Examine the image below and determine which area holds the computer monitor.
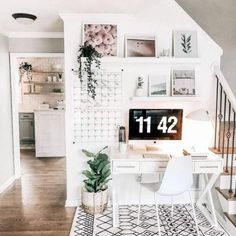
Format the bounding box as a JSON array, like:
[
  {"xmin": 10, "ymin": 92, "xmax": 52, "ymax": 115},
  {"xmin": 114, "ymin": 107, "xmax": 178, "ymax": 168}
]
[{"xmin": 129, "ymin": 109, "xmax": 183, "ymax": 144}]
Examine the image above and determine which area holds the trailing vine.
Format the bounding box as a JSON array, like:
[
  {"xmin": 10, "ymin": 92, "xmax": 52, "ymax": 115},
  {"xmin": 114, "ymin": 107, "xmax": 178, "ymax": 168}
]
[{"xmin": 77, "ymin": 42, "xmax": 102, "ymax": 99}]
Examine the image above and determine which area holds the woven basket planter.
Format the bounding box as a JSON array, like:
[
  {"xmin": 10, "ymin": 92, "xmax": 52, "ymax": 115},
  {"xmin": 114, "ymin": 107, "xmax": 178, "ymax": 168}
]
[{"xmin": 81, "ymin": 188, "xmax": 109, "ymax": 215}]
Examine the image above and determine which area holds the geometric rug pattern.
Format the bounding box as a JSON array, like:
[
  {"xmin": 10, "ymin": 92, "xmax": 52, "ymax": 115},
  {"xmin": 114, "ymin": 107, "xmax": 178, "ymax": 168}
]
[{"xmin": 70, "ymin": 205, "xmax": 229, "ymax": 236}]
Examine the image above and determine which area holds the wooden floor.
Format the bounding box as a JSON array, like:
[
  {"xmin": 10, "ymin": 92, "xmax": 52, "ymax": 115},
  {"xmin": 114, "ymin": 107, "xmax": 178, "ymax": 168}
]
[{"xmin": 0, "ymin": 150, "xmax": 75, "ymax": 236}]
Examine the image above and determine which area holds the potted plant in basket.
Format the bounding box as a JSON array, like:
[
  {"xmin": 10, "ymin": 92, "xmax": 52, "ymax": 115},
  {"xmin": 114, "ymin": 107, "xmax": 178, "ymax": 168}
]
[
  {"xmin": 81, "ymin": 146, "xmax": 111, "ymax": 215},
  {"xmin": 77, "ymin": 42, "xmax": 102, "ymax": 99}
]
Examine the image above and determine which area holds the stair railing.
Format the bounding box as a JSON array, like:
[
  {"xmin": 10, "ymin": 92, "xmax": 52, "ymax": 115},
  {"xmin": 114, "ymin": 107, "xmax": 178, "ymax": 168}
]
[{"xmin": 214, "ymin": 66, "xmax": 236, "ymax": 195}]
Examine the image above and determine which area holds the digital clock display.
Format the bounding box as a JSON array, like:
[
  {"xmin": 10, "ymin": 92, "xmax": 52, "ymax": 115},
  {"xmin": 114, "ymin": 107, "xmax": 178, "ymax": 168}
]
[{"xmin": 129, "ymin": 109, "xmax": 183, "ymax": 140}]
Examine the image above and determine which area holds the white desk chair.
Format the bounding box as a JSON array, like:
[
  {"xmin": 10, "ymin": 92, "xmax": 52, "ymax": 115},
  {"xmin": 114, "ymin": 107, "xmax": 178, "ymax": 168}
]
[{"xmin": 137, "ymin": 156, "xmax": 199, "ymax": 236}]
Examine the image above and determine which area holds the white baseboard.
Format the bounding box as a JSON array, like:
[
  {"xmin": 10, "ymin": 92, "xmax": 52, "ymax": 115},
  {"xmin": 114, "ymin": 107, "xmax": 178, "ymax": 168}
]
[
  {"xmin": 0, "ymin": 175, "xmax": 16, "ymax": 193},
  {"xmin": 65, "ymin": 199, "xmax": 80, "ymax": 207}
]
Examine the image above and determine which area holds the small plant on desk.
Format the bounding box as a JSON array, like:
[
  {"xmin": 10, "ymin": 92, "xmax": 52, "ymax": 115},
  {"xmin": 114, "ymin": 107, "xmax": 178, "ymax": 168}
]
[{"xmin": 81, "ymin": 146, "xmax": 111, "ymax": 215}]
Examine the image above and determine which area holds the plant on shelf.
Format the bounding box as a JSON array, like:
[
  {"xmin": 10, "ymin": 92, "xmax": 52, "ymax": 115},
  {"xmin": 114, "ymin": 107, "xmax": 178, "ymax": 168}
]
[
  {"xmin": 19, "ymin": 62, "xmax": 33, "ymax": 83},
  {"xmin": 135, "ymin": 77, "xmax": 145, "ymax": 97},
  {"xmin": 81, "ymin": 146, "xmax": 111, "ymax": 215},
  {"xmin": 77, "ymin": 42, "xmax": 102, "ymax": 99}
]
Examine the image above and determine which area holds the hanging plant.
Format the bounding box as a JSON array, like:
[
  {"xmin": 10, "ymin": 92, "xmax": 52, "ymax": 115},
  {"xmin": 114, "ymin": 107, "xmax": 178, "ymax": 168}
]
[
  {"xmin": 77, "ymin": 42, "xmax": 102, "ymax": 99},
  {"xmin": 19, "ymin": 62, "xmax": 32, "ymax": 83}
]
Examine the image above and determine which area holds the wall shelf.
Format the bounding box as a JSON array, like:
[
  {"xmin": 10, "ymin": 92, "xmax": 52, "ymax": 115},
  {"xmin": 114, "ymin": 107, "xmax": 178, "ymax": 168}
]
[
  {"xmin": 98, "ymin": 57, "xmax": 201, "ymax": 64},
  {"xmin": 24, "ymin": 92, "xmax": 64, "ymax": 96},
  {"xmin": 23, "ymin": 81, "xmax": 64, "ymax": 85},
  {"xmin": 130, "ymin": 96, "xmax": 201, "ymax": 102},
  {"xmin": 32, "ymin": 71, "xmax": 64, "ymax": 74}
]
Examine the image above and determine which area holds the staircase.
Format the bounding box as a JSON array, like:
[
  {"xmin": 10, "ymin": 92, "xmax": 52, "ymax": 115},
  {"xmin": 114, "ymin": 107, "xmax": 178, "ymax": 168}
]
[{"xmin": 211, "ymin": 66, "xmax": 236, "ymax": 231}]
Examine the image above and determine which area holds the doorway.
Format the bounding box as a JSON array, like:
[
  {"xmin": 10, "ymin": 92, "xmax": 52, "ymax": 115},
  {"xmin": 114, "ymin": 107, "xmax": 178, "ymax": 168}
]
[{"xmin": 10, "ymin": 53, "xmax": 65, "ymax": 178}]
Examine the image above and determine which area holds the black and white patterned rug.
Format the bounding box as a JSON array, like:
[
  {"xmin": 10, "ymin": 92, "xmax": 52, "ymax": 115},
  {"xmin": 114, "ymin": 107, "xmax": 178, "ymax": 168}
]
[{"xmin": 70, "ymin": 205, "xmax": 229, "ymax": 236}]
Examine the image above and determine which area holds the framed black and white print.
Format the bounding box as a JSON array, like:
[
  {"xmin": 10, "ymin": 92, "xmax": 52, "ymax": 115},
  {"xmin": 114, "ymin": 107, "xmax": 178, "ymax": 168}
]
[
  {"xmin": 125, "ymin": 35, "xmax": 156, "ymax": 57},
  {"xmin": 172, "ymin": 69, "xmax": 195, "ymax": 96},
  {"xmin": 174, "ymin": 31, "xmax": 198, "ymax": 58}
]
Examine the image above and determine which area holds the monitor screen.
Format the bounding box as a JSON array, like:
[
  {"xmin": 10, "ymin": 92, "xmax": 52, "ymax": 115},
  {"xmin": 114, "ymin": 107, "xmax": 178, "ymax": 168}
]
[{"xmin": 129, "ymin": 109, "xmax": 183, "ymax": 140}]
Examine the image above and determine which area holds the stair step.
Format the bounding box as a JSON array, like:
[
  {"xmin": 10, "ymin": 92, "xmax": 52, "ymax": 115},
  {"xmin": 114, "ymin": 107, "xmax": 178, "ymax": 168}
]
[
  {"xmin": 216, "ymin": 187, "xmax": 236, "ymax": 201},
  {"xmin": 224, "ymin": 213, "xmax": 236, "ymax": 227},
  {"xmin": 209, "ymin": 147, "xmax": 236, "ymax": 155},
  {"xmin": 217, "ymin": 174, "xmax": 236, "ymax": 189},
  {"xmin": 216, "ymin": 187, "xmax": 236, "ymax": 214},
  {"xmin": 221, "ymin": 167, "xmax": 236, "ymax": 176}
]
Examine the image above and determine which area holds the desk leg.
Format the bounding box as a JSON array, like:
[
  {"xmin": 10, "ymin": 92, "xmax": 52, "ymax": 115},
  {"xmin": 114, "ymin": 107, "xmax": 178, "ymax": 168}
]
[
  {"xmin": 197, "ymin": 173, "xmax": 220, "ymax": 226},
  {"xmin": 112, "ymin": 174, "xmax": 119, "ymax": 227}
]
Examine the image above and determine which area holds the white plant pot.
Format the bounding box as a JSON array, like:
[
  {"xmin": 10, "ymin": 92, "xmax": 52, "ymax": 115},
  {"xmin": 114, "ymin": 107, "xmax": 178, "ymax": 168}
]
[
  {"xmin": 81, "ymin": 187, "xmax": 109, "ymax": 215},
  {"xmin": 135, "ymin": 88, "xmax": 145, "ymax": 97}
]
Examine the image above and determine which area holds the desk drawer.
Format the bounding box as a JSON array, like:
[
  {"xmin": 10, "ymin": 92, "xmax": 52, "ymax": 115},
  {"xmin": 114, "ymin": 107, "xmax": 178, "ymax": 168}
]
[
  {"xmin": 141, "ymin": 161, "xmax": 168, "ymax": 173},
  {"xmin": 194, "ymin": 161, "xmax": 222, "ymax": 173},
  {"xmin": 113, "ymin": 161, "xmax": 140, "ymax": 173}
]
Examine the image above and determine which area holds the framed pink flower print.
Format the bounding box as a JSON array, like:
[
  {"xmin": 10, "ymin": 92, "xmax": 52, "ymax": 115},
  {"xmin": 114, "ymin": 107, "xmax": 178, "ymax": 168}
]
[{"xmin": 83, "ymin": 24, "xmax": 118, "ymax": 57}]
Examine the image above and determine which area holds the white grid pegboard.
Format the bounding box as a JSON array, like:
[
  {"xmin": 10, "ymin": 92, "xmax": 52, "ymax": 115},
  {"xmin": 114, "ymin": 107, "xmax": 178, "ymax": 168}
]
[{"xmin": 73, "ymin": 71, "xmax": 123, "ymax": 143}]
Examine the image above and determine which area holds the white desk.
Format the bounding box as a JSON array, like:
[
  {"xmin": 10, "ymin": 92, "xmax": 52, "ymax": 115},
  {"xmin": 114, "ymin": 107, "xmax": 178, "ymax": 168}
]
[{"xmin": 110, "ymin": 148, "xmax": 223, "ymax": 228}]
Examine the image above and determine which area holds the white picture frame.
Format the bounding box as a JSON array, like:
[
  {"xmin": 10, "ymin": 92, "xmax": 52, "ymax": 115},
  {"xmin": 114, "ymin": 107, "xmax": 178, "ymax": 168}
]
[
  {"xmin": 171, "ymin": 69, "xmax": 196, "ymax": 96},
  {"xmin": 174, "ymin": 30, "xmax": 198, "ymax": 58},
  {"xmin": 83, "ymin": 23, "xmax": 118, "ymax": 57},
  {"xmin": 125, "ymin": 35, "xmax": 157, "ymax": 57},
  {"xmin": 148, "ymin": 74, "xmax": 170, "ymax": 96}
]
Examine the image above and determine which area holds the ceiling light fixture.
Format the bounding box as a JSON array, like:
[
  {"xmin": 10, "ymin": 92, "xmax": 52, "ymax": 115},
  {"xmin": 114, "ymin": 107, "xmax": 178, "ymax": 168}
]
[{"xmin": 12, "ymin": 13, "xmax": 37, "ymax": 25}]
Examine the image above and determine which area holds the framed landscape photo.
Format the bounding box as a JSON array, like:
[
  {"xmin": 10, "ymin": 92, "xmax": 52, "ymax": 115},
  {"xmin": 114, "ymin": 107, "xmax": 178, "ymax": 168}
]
[
  {"xmin": 174, "ymin": 30, "xmax": 198, "ymax": 58},
  {"xmin": 125, "ymin": 35, "xmax": 156, "ymax": 57},
  {"xmin": 172, "ymin": 69, "xmax": 195, "ymax": 96},
  {"xmin": 148, "ymin": 74, "xmax": 170, "ymax": 96},
  {"xmin": 83, "ymin": 23, "xmax": 118, "ymax": 56}
]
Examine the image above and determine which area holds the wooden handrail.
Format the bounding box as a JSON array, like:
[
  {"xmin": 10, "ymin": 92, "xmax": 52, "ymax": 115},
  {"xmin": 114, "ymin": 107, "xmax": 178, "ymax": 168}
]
[{"xmin": 214, "ymin": 66, "xmax": 236, "ymax": 112}]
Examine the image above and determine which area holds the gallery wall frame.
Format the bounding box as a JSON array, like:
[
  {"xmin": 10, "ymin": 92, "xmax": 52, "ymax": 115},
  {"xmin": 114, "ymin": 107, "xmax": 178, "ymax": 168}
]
[
  {"xmin": 148, "ymin": 74, "xmax": 170, "ymax": 97},
  {"xmin": 173, "ymin": 30, "xmax": 198, "ymax": 58},
  {"xmin": 125, "ymin": 35, "xmax": 157, "ymax": 58},
  {"xmin": 171, "ymin": 69, "xmax": 196, "ymax": 96},
  {"xmin": 82, "ymin": 23, "xmax": 118, "ymax": 57}
]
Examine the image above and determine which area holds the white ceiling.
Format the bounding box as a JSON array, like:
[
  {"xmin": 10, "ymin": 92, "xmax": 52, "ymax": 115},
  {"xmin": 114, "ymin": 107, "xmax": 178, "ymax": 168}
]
[{"xmin": 0, "ymin": 0, "xmax": 158, "ymax": 35}]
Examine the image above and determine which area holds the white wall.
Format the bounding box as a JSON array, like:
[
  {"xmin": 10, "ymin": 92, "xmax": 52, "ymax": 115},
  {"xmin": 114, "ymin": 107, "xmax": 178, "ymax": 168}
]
[
  {"xmin": 9, "ymin": 38, "xmax": 64, "ymax": 53},
  {"xmin": 0, "ymin": 33, "xmax": 15, "ymax": 193},
  {"xmin": 176, "ymin": 0, "xmax": 236, "ymax": 95},
  {"xmin": 62, "ymin": 0, "xmax": 222, "ymax": 206}
]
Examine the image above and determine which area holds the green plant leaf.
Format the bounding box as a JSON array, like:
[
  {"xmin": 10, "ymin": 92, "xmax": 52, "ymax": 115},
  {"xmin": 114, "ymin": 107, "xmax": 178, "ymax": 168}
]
[
  {"xmin": 87, "ymin": 160, "xmax": 98, "ymax": 173},
  {"xmin": 101, "ymin": 164, "xmax": 110, "ymax": 176},
  {"xmin": 102, "ymin": 178, "xmax": 112, "ymax": 186},
  {"xmin": 82, "ymin": 170, "xmax": 93, "ymax": 179},
  {"xmin": 84, "ymin": 179, "xmax": 97, "ymax": 187},
  {"xmin": 85, "ymin": 184, "xmax": 95, "ymax": 192},
  {"xmin": 82, "ymin": 149, "xmax": 95, "ymax": 158},
  {"xmin": 97, "ymin": 160, "xmax": 109, "ymax": 174},
  {"xmin": 96, "ymin": 146, "xmax": 108, "ymax": 156},
  {"xmin": 97, "ymin": 153, "xmax": 109, "ymax": 161}
]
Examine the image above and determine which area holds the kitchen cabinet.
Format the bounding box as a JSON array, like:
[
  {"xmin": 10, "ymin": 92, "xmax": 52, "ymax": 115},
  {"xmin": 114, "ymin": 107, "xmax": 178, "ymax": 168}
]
[{"xmin": 34, "ymin": 110, "xmax": 65, "ymax": 157}]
